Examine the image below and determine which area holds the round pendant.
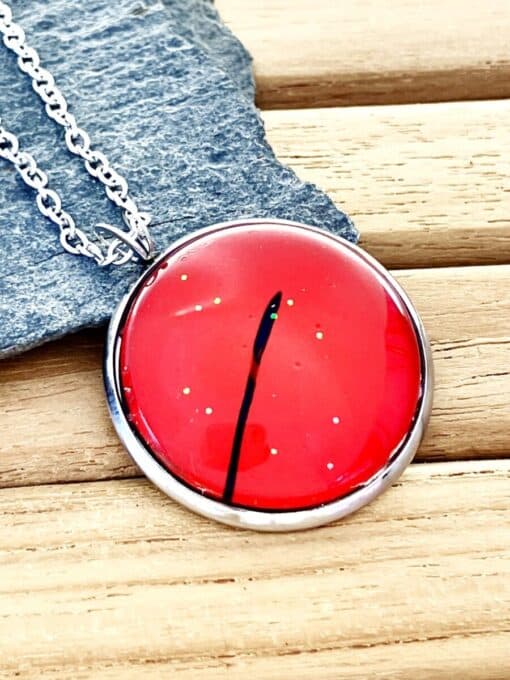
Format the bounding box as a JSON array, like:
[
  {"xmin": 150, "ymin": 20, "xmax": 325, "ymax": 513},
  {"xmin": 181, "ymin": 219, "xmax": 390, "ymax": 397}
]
[{"xmin": 105, "ymin": 219, "xmax": 432, "ymax": 531}]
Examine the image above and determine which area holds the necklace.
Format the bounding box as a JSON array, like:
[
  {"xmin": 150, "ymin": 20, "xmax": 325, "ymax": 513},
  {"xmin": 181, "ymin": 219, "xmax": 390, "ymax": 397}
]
[{"xmin": 0, "ymin": 2, "xmax": 432, "ymax": 531}]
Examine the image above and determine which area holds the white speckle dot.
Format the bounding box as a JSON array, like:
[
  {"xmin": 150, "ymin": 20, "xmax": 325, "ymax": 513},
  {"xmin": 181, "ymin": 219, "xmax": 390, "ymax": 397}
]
[
  {"xmin": 327, "ymin": 462, "xmax": 334, "ymax": 471},
  {"xmin": 271, "ymin": 393, "xmax": 278, "ymax": 399},
  {"xmin": 195, "ymin": 304, "xmax": 203, "ymax": 312},
  {"xmin": 332, "ymin": 416, "xmax": 340, "ymax": 425},
  {"xmin": 205, "ymin": 407, "xmax": 213, "ymax": 415},
  {"xmin": 286, "ymin": 298, "xmax": 295, "ymax": 307},
  {"xmin": 213, "ymin": 297, "xmax": 222, "ymax": 305},
  {"xmin": 182, "ymin": 387, "xmax": 191, "ymax": 395},
  {"xmin": 270, "ymin": 447, "xmax": 278, "ymax": 455},
  {"xmin": 180, "ymin": 274, "xmax": 188, "ymax": 281},
  {"xmin": 315, "ymin": 331, "xmax": 324, "ymax": 340}
]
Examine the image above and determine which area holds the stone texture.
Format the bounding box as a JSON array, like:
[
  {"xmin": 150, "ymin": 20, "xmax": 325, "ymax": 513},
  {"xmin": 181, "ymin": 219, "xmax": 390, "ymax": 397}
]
[{"xmin": 0, "ymin": 0, "xmax": 356, "ymax": 356}]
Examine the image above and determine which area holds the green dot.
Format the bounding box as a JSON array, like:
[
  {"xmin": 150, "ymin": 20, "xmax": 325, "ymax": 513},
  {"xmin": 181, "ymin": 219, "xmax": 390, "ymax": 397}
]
[{"xmin": 270, "ymin": 312, "xmax": 278, "ymax": 320}]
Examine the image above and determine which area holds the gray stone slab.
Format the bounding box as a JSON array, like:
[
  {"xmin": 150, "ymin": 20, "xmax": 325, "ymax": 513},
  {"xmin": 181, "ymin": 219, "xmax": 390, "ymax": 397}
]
[{"xmin": 0, "ymin": 0, "xmax": 356, "ymax": 356}]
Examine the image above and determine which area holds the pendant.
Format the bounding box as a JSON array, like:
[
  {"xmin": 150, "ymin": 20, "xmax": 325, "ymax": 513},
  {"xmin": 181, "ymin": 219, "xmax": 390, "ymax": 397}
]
[{"xmin": 104, "ymin": 219, "xmax": 432, "ymax": 531}]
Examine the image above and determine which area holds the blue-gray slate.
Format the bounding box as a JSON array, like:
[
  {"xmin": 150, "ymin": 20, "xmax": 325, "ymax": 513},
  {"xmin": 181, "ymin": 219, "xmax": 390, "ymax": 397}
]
[{"xmin": 0, "ymin": 0, "xmax": 356, "ymax": 356}]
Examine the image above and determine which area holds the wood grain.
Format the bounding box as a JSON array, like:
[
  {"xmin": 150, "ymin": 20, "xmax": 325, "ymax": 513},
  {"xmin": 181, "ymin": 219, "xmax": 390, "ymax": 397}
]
[
  {"xmin": 0, "ymin": 459, "xmax": 508, "ymax": 678},
  {"xmin": 216, "ymin": 0, "xmax": 510, "ymax": 108},
  {"xmin": 1, "ymin": 265, "xmax": 509, "ymax": 489},
  {"xmin": 265, "ymin": 100, "xmax": 510, "ymax": 268}
]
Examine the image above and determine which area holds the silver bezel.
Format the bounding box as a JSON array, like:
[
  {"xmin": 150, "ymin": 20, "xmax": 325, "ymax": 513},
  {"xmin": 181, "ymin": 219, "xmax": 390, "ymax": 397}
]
[{"xmin": 104, "ymin": 219, "xmax": 433, "ymax": 532}]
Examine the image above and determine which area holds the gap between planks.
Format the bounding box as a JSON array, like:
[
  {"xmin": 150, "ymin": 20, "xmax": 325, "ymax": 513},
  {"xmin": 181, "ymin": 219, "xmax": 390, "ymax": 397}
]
[
  {"xmin": 0, "ymin": 264, "xmax": 509, "ymax": 489},
  {"xmin": 216, "ymin": 0, "xmax": 510, "ymax": 109},
  {"xmin": 0, "ymin": 459, "xmax": 508, "ymax": 678}
]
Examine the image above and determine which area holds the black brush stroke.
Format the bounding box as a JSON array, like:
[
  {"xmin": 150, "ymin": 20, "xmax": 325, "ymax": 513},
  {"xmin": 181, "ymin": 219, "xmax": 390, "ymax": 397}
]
[{"xmin": 222, "ymin": 291, "xmax": 282, "ymax": 504}]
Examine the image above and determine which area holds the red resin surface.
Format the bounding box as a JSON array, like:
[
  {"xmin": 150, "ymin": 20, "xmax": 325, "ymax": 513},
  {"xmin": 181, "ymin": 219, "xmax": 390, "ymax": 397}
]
[{"xmin": 118, "ymin": 223, "xmax": 422, "ymax": 511}]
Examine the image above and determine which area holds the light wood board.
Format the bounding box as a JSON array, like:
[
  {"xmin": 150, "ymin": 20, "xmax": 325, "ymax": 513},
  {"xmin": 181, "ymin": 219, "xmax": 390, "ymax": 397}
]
[
  {"xmin": 0, "ymin": 460, "xmax": 509, "ymax": 679},
  {"xmin": 265, "ymin": 100, "xmax": 510, "ymax": 268},
  {"xmin": 217, "ymin": 0, "xmax": 510, "ymax": 108}
]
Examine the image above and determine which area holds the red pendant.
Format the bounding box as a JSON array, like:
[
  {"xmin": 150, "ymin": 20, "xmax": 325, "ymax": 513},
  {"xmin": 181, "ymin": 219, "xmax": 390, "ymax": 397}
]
[{"xmin": 109, "ymin": 220, "xmax": 429, "ymax": 524}]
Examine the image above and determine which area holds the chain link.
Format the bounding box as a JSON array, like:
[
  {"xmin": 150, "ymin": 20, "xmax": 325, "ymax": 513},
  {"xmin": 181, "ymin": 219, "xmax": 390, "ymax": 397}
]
[{"xmin": 0, "ymin": 0, "xmax": 155, "ymax": 266}]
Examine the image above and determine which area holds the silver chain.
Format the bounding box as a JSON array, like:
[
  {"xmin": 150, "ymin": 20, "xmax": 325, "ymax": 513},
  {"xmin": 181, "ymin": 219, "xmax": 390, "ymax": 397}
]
[{"xmin": 0, "ymin": 1, "xmax": 155, "ymax": 266}]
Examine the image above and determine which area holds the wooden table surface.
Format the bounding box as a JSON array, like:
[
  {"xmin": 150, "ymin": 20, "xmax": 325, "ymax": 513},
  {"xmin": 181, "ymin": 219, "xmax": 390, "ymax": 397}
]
[{"xmin": 1, "ymin": 2, "xmax": 510, "ymax": 678}]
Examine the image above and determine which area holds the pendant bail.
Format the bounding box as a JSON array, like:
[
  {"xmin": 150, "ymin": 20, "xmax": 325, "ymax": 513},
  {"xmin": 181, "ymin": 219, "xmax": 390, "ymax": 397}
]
[{"xmin": 96, "ymin": 213, "xmax": 156, "ymax": 265}]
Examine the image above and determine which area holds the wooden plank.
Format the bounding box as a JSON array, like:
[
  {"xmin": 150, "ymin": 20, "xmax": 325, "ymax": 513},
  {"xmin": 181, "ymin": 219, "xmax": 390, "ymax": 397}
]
[
  {"xmin": 0, "ymin": 265, "xmax": 509, "ymax": 489},
  {"xmin": 265, "ymin": 100, "xmax": 510, "ymax": 268},
  {"xmin": 0, "ymin": 460, "xmax": 508, "ymax": 678},
  {"xmin": 216, "ymin": 0, "xmax": 510, "ymax": 108},
  {"xmin": 8, "ymin": 636, "xmax": 507, "ymax": 680}
]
